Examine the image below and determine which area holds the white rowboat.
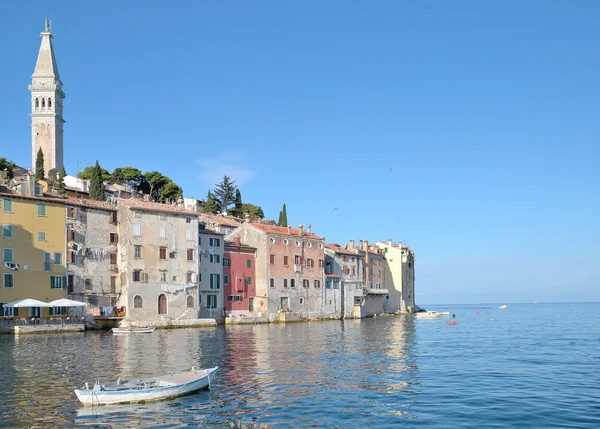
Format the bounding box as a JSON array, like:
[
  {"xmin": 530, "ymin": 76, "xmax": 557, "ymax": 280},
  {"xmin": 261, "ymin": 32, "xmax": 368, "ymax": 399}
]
[
  {"xmin": 74, "ymin": 367, "xmax": 218, "ymax": 406},
  {"xmin": 112, "ymin": 327, "xmax": 155, "ymax": 334}
]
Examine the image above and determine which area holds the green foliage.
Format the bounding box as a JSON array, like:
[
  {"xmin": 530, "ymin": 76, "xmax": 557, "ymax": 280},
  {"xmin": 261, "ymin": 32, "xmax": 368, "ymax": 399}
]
[
  {"xmin": 110, "ymin": 166, "xmax": 144, "ymax": 190},
  {"xmin": 229, "ymin": 189, "xmax": 243, "ymax": 218},
  {"xmin": 242, "ymin": 203, "xmax": 264, "ymax": 221},
  {"xmin": 159, "ymin": 181, "xmax": 183, "ymax": 203},
  {"xmin": 78, "ymin": 165, "xmax": 111, "ymax": 182},
  {"xmin": 278, "ymin": 203, "xmax": 288, "ymax": 226},
  {"xmin": 214, "ymin": 175, "xmax": 237, "ymax": 211},
  {"xmin": 202, "ymin": 190, "xmax": 222, "ymax": 215},
  {"xmin": 89, "ymin": 160, "xmax": 105, "ymax": 201},
  {"xmin": 35, "ymin": 148, "xmax": 44, "ymax": 180},
  {"xmin": 57, "ymin": 167, "xmax": 67, "ymax": 195},
  {"xmin": 0, "ymin": 157, "xmax": 16, "ymax": 179}
]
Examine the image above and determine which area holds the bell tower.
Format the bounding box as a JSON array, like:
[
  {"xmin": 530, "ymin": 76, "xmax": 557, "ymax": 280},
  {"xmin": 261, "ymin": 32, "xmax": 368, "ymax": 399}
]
[{"xmin": 29, "ymin": 18, "xmax": 65, "ymax": 177}]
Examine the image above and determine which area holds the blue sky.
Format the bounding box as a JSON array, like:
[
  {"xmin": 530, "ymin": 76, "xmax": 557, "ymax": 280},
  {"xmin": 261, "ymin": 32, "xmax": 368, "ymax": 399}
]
[{"xmin": 1, "ymin": 1, "xmax": 598, "ymax": 304}]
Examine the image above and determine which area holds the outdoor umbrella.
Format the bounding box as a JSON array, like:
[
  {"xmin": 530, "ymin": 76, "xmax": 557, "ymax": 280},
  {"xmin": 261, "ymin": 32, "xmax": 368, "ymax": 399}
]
[
  {"xmin": 48, "ymin": 298, "xmax": 87, "ymax": 307},
  {"xmin": 3, "ymin": 298, "xmax": 52, "ymax": 308}
]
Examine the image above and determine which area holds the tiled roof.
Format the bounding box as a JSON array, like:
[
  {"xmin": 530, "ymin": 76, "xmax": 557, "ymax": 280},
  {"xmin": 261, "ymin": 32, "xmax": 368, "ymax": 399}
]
[
  {"xmin": 199, "ymin": 213, "xmax": 242, "ymax": 228},
  {"xmin": 325, "ymin": 243, "xmax": 361, "ymax": 256},
  {"xmin": 250, "ymin": 223, "xmax": 323, "ymax": 240},
  {"xmin": 224, "ymin": 241, "xmax": 256, "ymax": 252},
  {"xmin": 116, "ymin": 198, "xmax": 199, "ymax": 216},
  {"xmin": 199, "ymin": 229, "xmax": 225, "ymax": 236},
  {"xmin": 0, "ymin": 186, "xmax": 115, "ymax": 211}
]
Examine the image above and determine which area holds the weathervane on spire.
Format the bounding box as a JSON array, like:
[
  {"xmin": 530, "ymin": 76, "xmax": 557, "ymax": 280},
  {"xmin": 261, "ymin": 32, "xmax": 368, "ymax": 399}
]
[{"xmin": 45, "ymin": 18, "xmax": 51, "ymax": 33}]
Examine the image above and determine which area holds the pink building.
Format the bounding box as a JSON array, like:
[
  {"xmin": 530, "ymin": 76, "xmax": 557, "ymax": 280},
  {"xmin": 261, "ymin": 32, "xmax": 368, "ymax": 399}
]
[{"xmin": 223, "ymin": 237, "xmax": 256, "ymax": 315}]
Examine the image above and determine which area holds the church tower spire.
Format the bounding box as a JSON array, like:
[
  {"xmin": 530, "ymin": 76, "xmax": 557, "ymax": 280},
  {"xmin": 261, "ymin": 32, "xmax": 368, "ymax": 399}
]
[{"xmin": 29, "ymin": 18, "xmax": 65, "ymax": 177}]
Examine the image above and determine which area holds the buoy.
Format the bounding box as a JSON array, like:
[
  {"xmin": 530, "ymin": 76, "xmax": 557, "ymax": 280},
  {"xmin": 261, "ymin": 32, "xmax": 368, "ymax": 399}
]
[
  {"xmin": 453, "ymin": 321, "xmax": 457, "ymax": 325},
  {"xmin": 447, "ymin": 321, "xmax": 452, "ymax": 325},
  {"xmin": 476, "ymin": 312, "xmax": 480, "ymax": 314}
]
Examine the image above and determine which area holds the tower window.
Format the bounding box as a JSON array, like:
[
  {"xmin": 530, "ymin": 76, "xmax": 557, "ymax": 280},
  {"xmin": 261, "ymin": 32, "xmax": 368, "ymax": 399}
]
[
  {"xmin": 48, "ymin": 98, "xmax": 52, "ymax": 108},
  {"xmin": 41, "ymin": 98, "xmax": 45, "ymax": 108},
  {"xmin": 35, "ymin": 98, "xmax": 39, "ymax": 108}
]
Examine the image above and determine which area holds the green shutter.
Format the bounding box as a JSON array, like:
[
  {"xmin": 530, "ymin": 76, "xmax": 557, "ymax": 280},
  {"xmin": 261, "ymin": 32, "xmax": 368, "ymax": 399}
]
[
  {"xmin": 14, "ymin": 307, "xmax": 18, "ymax": 317},
  {"xmin": 49, "ymin": 307, "xmax": 54, "ymax": 316},
  {"xmin": 50, "ymin": 276, "xmax": 55, "ymax": 288}
]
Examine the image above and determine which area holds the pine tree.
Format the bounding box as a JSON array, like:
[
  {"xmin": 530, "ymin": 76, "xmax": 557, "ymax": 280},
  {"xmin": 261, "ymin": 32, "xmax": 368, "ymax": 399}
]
[
  {"xmin": 35, "ymin": 148, "xmax": 44, "ymax": 180},
  {"xmin": 57, "ymin": 167, "xmax": 67, "ymax": 195},
  {"xmin": 202, "ymin": 190, "xmax": 222, "ymax": 215},
  {"xmin": 278, "ymin": 203, "xmax": 288, "ymax": 226},
  {"xmin": 89, "ymin": 160, "xmax": 105, "ymax": 201},
  {"xmin": 214, "ymin": 175, "xmax": 237, "ymax": 212},
  {"xmin": 229, "ymin": 189, "xmax": 243, "ymax": 218}
]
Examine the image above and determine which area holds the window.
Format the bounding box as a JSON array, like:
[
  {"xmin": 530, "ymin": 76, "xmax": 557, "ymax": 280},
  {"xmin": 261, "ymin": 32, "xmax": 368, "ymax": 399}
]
[
  {"xmin": 110, "ymin": 212, "xmax": 118, "ymax": 224},
  {"xmin": 2, "ymin": 225, "xmax": 12, "ymax": 238},
  {"xmin": 2, "ymin": 198, "xmax": 12, "ymax": 212},
  {"xmin": 314, "ymin": 280, "xmax": 321, "ymax": 288},
  {"xmin": 133, "ymin": 270, "xmax": 142, "ymax": 282},
  {"xmin": 44, "ymin": 252, "xmax": 52, "ymax": 271},
  {"xmin": 110, "ymin": 276, "xmax": 116, "ymax": 293},
  {"xmin": 67, "ymin": 207, "xmax": 77, "ymax": 219},
  {"xmin": 85, "ymin": 278, "xmax": 91, "ymax": 290},
  {"xmin": 186, "ymin": 217, "xmax": 192, "ymax": 224},
  {"xmin": 68, "ymin": 275, "xmax": 74, "ymax": 293},
  {"xmin": 228, "ymin": 295, "xmax": 242, "ymax": 302},
  {"xmin": 303, "ymin": 279, "xmax": 309, "ymax": 288},
  {"xmin": 283, "ymin": 239, "xmax": 289, "ymax": 246},
  {"xmin": 199, "ymin": 222, "xmax": 206, "ymax": 231},
  {"xmin": 54, "ymin": 252, "xmax": 62, "ymax": 265},
  {"xmin": 50, "ymin": 276, "xmax": 64, "ymax": 289},
  {"xmin": 319, "ymin": 259, "xmax": 324, "ymax": 268},
  {"xmin": 306, "ymin": 258, "xmax": 314, "ymax": 267},
  {"xmin": 270, "ymin": 254, "xmax": 275, "ymax": 264},
  {"xmin": 283, "ymin": 256, "xmax": 289, "ymax": 266},
  {"xmin": 159, "ymin": 226, "xmax": 166, "ymax": 238},
  {"xmin": 295, "ymin": 241, "xmax": 301, "ymax": 247},
  {"xmin": 224, "ymin": 275, "xmax": 229, "ymax": 285},
  {"xmin": 307, "ymin": 242, "xmax": 313, "ymax": 248},
  {"xmin": 173, "ymin": 275, "xmax": 177, "ymax": 281},
  {"xmin": 246, "ymin": 259, "xmax": 252, "ymax": 268},
  {"xmin": 67, "ymin": 250, "xmax": 76, "ymax": 263},
  {"xmin": 170, "ymin": 251, "xmax": 176, "ymax": 259},
  {"xmin": 3, "ymin": 248, "xmax": 13, "ymax": 262},
  {"xmin": 134, "ymin": 224, "xmax": 142, "ymax": 236},
  {"xmin": 42, "ymin": 98, "xmax": 45, "ymax": 108},
  {"xmin": 48, "ymin": 98, "xmax": 52, "ymax": 108},
  {"xmin": 37, "ymin": 231, "xmax": 46, "ymax": 241},
  {"xmin": 159, "ymin": 247, "xmax": 167, "ymax": 260},
  {"xmin": 210, "ymin": 274, "xmax": 220, "ymax": 289},
  {"xmin": 270, "ymin": 278, "xmax": 274, "ymax": 288},
  {"xmin": 186, "ymin": 272, "xmax": 194, "ymax": 283},
  {"xmin": 210, "ymin": 238, "xmax": 220, "ymax": 247},
  {"xmin": 187, "ymin": 295, "xmax": 194, "ymax": 308},
  {"xmin": 134, "ymin": 211, "xmax": 142, "ymax": 219},
  {"xmin": 187, "ymin": 249, "xmax": 195, "ymax": 261},
  {"xmin": 34, "ymin": 184, "xmax": 43, "ymax": 196},
  {"xmin": 283, "ymin": 279, "xmax": 288, "ymax": 288},
  {"xmin": 134, "ymin": 245, "xmax": 143, "ymax": 258},
  {"xmin": 37, "ymin": 203, "xmax": 46, "ymax": 216},
  {"xmin": 134, "ymin": 295, "xmax": 142, "ymax": 308},
  {"xmin": 318, "ymin": 244, "xmax": 323, "ymax": 249},
  {"xmin": 246, "ymin": 276, "xmax": 252, "ymax": 285},
  {"xmin": 207, "ymin": 295, "xmax": 217, "ymax": 309},
  {"xmin": 343, "ymin": 255, "xmax": 348, "ymax": 262},
  {"xmin": 35, "ymin": 98, "xmax": 39, "ymax": 108},
  {"xmin": 3, "ymin": 273, "xmax": 14, "ymax": 288},
  {"xmin": 160, "ymin": 271, "xmax": 167, "ymax": 282},
  {"xmin": 269, "ymin": 238, "xmax": 275, "ymax": 244},
  {"xmin": 210, "ymin": 254, "xmax": 220, "ymax": 263},
  {"xmin": 186, "ymin": 229, "xmax": 194, "ymax": 240},
  {"xmin": 352, "ymin": 266, "xmax": 356, "ymax": 275},
  {"xmin": 223, "ymin": 257, "xmax": 231, "ymax": 267},
  {"xmin": 300, "ymin": 298, "xmax": 304, "ymax": 304},
  {"xmin": 295, "ymin": 255, "xmax": 301, "ymax": 264},
  {"xmin": 290, "ymin": 279, "xmax": 295, "ymax": 288},
  {"xmin": 110, "ymin": 233, "xmax": 118, "ymax": 244},
  {"xmin": 110, "ymin": 253, "xmax": 117, "ymax": 264},
  {"xmin": 68, "ymin": 228, "xmax": 76, "ymax": 240}
]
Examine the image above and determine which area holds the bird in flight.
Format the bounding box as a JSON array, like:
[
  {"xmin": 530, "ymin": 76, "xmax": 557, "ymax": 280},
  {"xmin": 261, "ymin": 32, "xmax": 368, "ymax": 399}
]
[{"xmin": 333, "ymin": 208, "xmax": 338, "ymax": 211}]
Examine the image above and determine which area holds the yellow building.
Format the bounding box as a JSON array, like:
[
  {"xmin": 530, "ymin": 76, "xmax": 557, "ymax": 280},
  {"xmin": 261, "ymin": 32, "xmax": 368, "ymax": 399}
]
[{"xmin": 1, "ymin": 188, "xmax": 67, "ymax": 317}]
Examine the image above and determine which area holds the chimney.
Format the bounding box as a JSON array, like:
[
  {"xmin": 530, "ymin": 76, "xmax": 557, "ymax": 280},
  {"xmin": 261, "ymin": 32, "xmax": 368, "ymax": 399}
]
[
  {"xmin": 298, "ymin": 224, "xmax": 303, "ymax": 237},
  {"xmin": 349, "ymin": 240, "xmax": 355, "ymax": 249},
  {"xmin": 363, "ymin": 240, "xmax": 369, "ymax": 252},
  {"xmin": 359, "ymin": 240, "xmax": 363, "ymax": 248},
  {"xmin": 245, "ymin": 214, "xmax": 250, "ymax": 223},
  {"xmin": 234, "ymin": 235, "xmax": 241, "ymax": 245},
  {"xmin": 287, "ymin": 225, "xmax": 292, "ymax": 235},
  {"xmin": 307, "ymin": 224, "xmax": 312, "ymax": 233}
]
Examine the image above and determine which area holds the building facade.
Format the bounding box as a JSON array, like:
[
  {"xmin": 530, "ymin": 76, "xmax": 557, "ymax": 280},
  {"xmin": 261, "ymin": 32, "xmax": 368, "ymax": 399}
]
[
  {"xmin": 1, "ymin": 184, "xmax": 67, "ymax": 317},
  {"xmin": 197, "ymin": 224, "xmax": 225, "ymax": 322},
  {"xmin": 324, "ymin": 243, "xmax": 365, "ymax": 319},
  {"xmin": 30, "ymin": 19, "xmax": 65, "ymax": 176},
  {"xmin": 375, "ymin": 240, "xmax": 416, "ymax": 313},
  {"xmin": 223, "ymin": 237, "xmax": 256, "ymax": 315},
  {"xmin": 226, "ymin": 223, "xmax": 325, "ymax": 319},
  {"xmin": 114, "ymin": 198, "xmax": 199, "ymax": 323}
]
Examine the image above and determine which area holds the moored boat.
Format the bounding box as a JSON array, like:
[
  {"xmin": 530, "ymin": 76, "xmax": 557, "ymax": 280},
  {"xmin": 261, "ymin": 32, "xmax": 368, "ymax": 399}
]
[
  {"xmin": 74, "ymin": 366, "xmax": 218, "ymax": 406},
  {"xmin": 112, "ymin": 327, "xmax": 155, "ymax": 334},
  {"xmin": 499, "ymin": 304, "xmax": 508, "ymax": 309},
  {"xmin": 415, "ymin": 311, "xmax": 443, "ymax": 319}
]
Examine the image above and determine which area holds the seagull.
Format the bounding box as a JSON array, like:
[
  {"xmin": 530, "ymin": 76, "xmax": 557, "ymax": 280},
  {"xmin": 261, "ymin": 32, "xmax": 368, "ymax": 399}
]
[{"xmin": 333, "ymin": 208, "xmax": 338, "ymax": 211}]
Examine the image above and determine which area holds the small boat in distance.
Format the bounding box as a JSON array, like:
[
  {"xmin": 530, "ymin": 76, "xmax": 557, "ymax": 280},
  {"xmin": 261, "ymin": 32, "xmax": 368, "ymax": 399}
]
[
  {"xmin": 415, "ymin": 311, "xmax": 443, "ymax": 318},
  {"xmin": 112, "ymin": 326, "xmax": 155, "ymax": 334},
  {"xmin": 499, "ymin": 304, "xmax": 508, "ymax": 309},
  {"xmin": 74, "ymin": 367, "xmax": 218, "ymax": 406}
]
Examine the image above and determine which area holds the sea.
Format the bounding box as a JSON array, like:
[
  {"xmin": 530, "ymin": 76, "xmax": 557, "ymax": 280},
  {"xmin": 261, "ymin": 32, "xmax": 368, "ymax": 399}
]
[{"xmin": 0, "ymin": 302, "xmax": 599, "ymax": 428}]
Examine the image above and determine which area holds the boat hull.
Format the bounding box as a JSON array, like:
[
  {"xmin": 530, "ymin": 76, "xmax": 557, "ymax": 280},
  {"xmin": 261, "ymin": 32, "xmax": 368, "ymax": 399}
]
[
  {"xmin": 112, "ymin": 327, "xmax": 155, "ymax": 334},
  {"xmin": 74, "ymin": 367, "xmax": 217, "ymax": 406}
]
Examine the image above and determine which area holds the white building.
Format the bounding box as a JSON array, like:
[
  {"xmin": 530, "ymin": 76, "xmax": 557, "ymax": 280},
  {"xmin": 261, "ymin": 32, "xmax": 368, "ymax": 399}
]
[{"xmin": 197, "ymin": 220, "xmax": 225, "ymax": 323}]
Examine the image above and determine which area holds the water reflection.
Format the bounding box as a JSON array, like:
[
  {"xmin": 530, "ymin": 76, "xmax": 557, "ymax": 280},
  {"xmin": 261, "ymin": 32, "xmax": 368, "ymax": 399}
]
[{"xmin": 0, "ymin": 316, "xmax": 420, "ymax": 428}]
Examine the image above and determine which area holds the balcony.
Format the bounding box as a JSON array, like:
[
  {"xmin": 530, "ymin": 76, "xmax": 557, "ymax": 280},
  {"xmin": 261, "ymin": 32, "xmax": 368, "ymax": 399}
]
[
  {"xmin": 363, "ymin": 287, "xmax": 389, "ymax": 296},
  {"xmin": 294, "ymin": 264, "xmax": 303, "ymax": 273}
]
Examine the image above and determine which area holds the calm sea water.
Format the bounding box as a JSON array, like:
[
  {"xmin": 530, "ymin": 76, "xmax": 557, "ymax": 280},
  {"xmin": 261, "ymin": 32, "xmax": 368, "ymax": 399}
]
[{"xmin": 1, "ymin": 302, "xmax": 599, "ymax": 428}]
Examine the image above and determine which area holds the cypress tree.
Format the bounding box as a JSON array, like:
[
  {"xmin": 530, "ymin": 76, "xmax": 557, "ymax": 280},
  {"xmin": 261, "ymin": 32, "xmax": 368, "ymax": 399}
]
[
  {"xmin": 35, "ymin": 148, "xmax": 44, "ymax": 180},
  {"xmin": 57, "ymin": 167, "xmax": 67, "ymax": 195},
  {"xmin": 230, "ymin": 189, "xmax": 243, "ymax": 217},
  {"xmin": 89, "ymin": 160, "xmax": 105, "ymax": 201},
  {"xmin": 278, "ymin": 203, "xmax": 288, "ymax": 226}
]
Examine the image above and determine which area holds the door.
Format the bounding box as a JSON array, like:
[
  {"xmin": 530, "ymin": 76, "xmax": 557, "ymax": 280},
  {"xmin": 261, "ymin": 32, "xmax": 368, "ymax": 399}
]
[
  {"xmin": 248, "ymin": 298, "xmax": 254, "ymax": 312},
  {"xmin": 158, "ymin": 294, "xmax": 167, "ymax": 315},
  {"xmin": 280, "ymin": 297, "xmax": 289, "ymax": 312}
]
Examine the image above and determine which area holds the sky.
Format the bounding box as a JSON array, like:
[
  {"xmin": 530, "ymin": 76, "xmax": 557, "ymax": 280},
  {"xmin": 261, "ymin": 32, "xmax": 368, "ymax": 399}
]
[{"xmin": 0, "ymin": 1, "xmax": 598, "ymax": 304}]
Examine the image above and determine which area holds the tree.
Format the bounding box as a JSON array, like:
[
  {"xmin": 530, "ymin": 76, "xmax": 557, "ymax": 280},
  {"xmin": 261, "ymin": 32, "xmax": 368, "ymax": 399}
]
[
  {"xmin": 242, "ymin": 203, "xmax": 264, "ymax": 221},
  {"xmin": 229, "ymin": 189, "xmax": 243, "ymax": 218},
  {"xmin": 159, "ymin": 181, "xmax": 183, "ymax": 204},
  {"xmin": 35, "ymin": 148, "xmax": 44, "ymax": 180},
  {"xmin": 47, "ymin": 168, "xmax": 57, "ymax": 188},
  {"xmin": 110, "ymin": 167, "xmax": 144, "ymax": 190},
  {"xmin": 78, "ymin": 165, "xmax": 111, "ymax": 182},
  {"xmin": 0, "ymin": 157, "xmax": 16, "ymax": 179},
  {"xmin": 57, "ymin": 167, "xmax": 67, "ymax": 195},
  {"xmin": 213, "ymin": 175, "xmax": 236, "ymax": 212},
  {"xmin": 278, "ymin": 203, "xmax": 288, "ymax": 226},
  {"xmin": 89, "ymin": 160, "xmax": 105, "ymax": 201},
  {"xmin": 202, "ymin": 190, "xmax": 222, "ymax": 215},
  {"xmin": 141, "ymin": 171, "xmax": 169, "ymax": 201}
]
